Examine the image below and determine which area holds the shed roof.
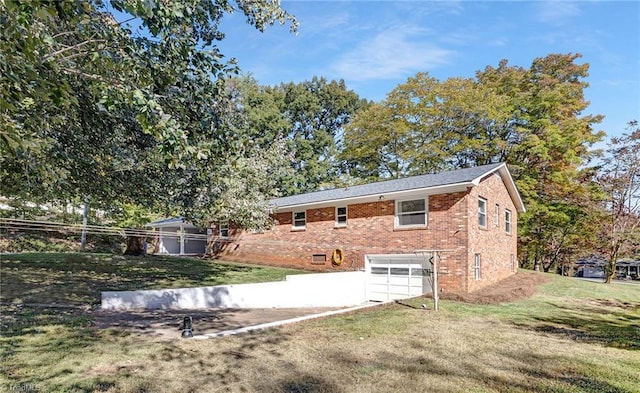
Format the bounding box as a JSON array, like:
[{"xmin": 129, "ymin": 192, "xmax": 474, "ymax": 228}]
[
  {"xmin": 146, "ymin": 217, "xmax": 199, "ymax": 229},
  {"xmin": 270, "ymin": 162, "xmax": 525, "ymax": 212}
]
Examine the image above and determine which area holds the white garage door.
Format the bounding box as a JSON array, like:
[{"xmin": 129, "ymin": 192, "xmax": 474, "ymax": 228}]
[{"xmin": 367, "ymin": 255, "xmax": 432, "ymax": 302}]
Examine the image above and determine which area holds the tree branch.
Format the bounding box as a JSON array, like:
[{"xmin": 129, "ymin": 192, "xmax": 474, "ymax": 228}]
[{"xmin": 42, "ymin": 39, "xmax": 107, "ymax": 63}]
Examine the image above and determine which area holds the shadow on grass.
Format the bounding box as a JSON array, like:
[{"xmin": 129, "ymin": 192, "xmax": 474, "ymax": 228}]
[
  {"xmin": 92, "ymin": 307, "xmax": 262, "ymax": 339},
  {"xmin": 278, "ymin": 374, "xmax": 342, "ymax": 393},
  {"xmin": 0, "ymin": 304, "xmax": 103, "ymax": 391},
  {"xmin": 0, "ymin": 253, "xmax": 281, "ymax": 305},
  {"xmin": 0, "ymin": 304, "xmax": 93, "ymax": 338},
  {"xmin": 513, "ymin": 302, "xmax": 640, "ymax": 350},
  {"xmin": 215, "ymin": 331, "xmax": 340, "ymax": 393},
  {"xmin": 0, "ymin": 304, "xmax": 279, "ymax": 392}
]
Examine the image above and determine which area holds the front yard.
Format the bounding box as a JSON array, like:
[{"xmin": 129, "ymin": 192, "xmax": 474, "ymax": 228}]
[
  {"xmin": 1, "ymin": 253, "xmax": 639, "ymax": 392},
  {"xmin": 0, "ymin": 252, "xmax": 307, "ymax": 306}
]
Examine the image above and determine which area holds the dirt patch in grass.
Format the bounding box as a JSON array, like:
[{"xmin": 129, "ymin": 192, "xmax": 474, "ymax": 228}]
[{"xmin": 442, "ymin": 271, "xmax": 551, "ymax": 304}]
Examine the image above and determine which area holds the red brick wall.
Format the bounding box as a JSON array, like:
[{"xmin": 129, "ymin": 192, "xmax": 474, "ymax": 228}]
[
  {"xmin": 465, "ymin": 173, "xmax": 518, "ymax": 293},
  {"xmin": 211, "ymin": 174, "xmax": 518, "ymax": 294}
]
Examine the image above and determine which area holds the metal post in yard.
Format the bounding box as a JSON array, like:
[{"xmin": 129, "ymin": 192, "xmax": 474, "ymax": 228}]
[
  {"xmin": 80, "ymin": 195, "xmax": 89, "ymax": 251},
  {"xmin": 432, "ymin": 252, "xmax": 439, "ymax": 311},
  {"xmin": 414, "ymin": 249, "xmax": 453, "ymax": 311}
]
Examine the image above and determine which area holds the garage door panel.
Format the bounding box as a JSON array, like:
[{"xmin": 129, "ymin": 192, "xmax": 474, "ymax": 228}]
[
  {"xmin": 388, "ymin": 276, "xmax": 409, "ymax": 285},
  {"xmin": 389, "ymin": 267, "xmax": 410, "ymax": 275},
  {"xmin": 388, "ymin": 285, "xmax": 419, "ymax": 294},
  {"xmin": 370, "ymin": 267, "xmax": 389, "ymax": 275},
  {"xmin": 367, "ymin": 254, "xmax": 432, "ymax": 302},
  {"xmin": 369, "ymin": 276, "xmax": 389, "ymax": 284},
  {"xmin": 369, "ymin": 283, "xmax": 389, "ymax": 291}
]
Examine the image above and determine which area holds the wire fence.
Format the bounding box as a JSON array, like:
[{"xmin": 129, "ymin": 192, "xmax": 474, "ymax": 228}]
[{"xmin": 0, "ymin": 218, "xmax": 209, "ymax": 241}]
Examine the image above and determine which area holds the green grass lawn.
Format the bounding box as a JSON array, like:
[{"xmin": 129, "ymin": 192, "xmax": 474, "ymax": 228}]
[
  {"xmin": 0, "ymin": 252, "xmax": 308, "ymax": 306},
  {"xmin": 1, "ymin": 254, "xmax": 639, "ymax": 393}
]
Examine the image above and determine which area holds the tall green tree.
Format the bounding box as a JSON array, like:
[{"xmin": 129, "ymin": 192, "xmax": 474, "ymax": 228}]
[
  {"xmin": 341, "ymin": 53, "xmax": 604, "ymax": 271},
  {"xmin": 279, "ymin": 76, "xmax": 368, "ymax": 194},
  {"xmin": 228, "ymin": 75, "xmax": 367, "ymax": 195},
  {"xmin": 492, "ymin": 54, "xmax": 604, "ymax": 271},
  {"xmin": 341, "ymin": 101, "xmax": 407, "ymax": 181},
  {"xmin": 1, "ymin": 0, "xmax": 297, "ymax": 231},
  {"xmin": 597, "ymin": 121, "xmax": 640, "ymax": 282},
  {"xmin": 342, "ymin": 73, "xmax": 512, "ymax": 179}
]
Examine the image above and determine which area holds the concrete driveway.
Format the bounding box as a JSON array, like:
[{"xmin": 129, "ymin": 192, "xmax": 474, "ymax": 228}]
[{"xmin": 92, "ymin": 304, "xmax": 377, "ymax": 340}]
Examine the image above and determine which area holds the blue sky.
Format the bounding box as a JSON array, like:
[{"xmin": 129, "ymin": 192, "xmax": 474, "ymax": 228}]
[{"xmin": 217, "ymin": 0, "xmax": 639, "ymax": 143}]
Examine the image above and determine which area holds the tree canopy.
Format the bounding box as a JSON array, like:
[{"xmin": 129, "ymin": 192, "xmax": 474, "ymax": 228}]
[
  {"xmin": 228, "ymin": 75, "xmax": 368, "ymax": 196},
  {"xmin": 597, "ymin": 121, "xmax": 640, "ymax": 282},
  {"xmin": 342, "ymin": 53, "xmax": 606, "ymax": 271},
  {"xmin": 1, "ymin": 0, "xmax": 296, "ymax": 227}
]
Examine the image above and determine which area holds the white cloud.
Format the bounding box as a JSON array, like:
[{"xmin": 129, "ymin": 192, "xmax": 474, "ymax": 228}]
[
  {"xmin": 332, "ymin": 28, "xmax": 455, "ymax": 81},
  {"xmin": 488, "ymin": 37, "xmax": 508, "ymax": 47},
  {"xmin": 536, "ymin": 1, "xmax": 581, "ymax": 23}
]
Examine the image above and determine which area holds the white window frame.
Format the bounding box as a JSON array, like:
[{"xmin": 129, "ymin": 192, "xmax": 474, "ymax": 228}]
[
  {"xmin": 494, "ymin": 204, "xmax": 500, "ymax": 227},
  {"xmin": 395, "ymin": 197, "xmax": 428, "ymax": 228},
  {"xmin": 293, "ymin": 211, "xmax": 306, "ymax": 229},
  {"xmin": 335, "ymin": 206, "xmax": 347, "ymax": 227},
  {"xmin": 478, "ymin": 197, "xmax": 487, "ymax": 228},
  {"xmin": 474, "ymin": 253, "xmax": 481, "ymax": 280},
  {"xmin": 505, "ymin": 209, "xmax": 512, "ymax": 234},
  {"xmin": 219, "ymin": 222, "xmax": 229, "ymax": 238}
]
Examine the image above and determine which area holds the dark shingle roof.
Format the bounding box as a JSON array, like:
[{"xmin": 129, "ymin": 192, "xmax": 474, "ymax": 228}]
[
  {"xmin": 146, "ymin": 217, "xmax": 186, "ymax": 227},
  {"xmin": 271, "ymin": 162, "xmax": 506, "ymax": 209}
]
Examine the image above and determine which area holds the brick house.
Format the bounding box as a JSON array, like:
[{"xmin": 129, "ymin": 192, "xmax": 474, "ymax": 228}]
[{"xmin": 212, "ymin": 162, "xmax": 525, "ymax": 296}]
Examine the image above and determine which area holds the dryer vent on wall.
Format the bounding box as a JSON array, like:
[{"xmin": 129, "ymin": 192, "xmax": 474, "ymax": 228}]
[{"xmin": 311, "ymin": 254, "xmax": 327, "ymax": 265}]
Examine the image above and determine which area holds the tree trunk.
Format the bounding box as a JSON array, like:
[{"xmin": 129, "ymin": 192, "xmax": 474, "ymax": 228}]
[
  {"xmin": 124, "ymin": 234, "xmax": 145, "ymax": 256},
  {"xmin": 604, "ymin": 258, "xmax": 616, "ymax": 284}
]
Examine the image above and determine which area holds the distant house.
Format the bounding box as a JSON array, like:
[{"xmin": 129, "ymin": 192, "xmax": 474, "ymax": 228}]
[
  {"xmin": 211, "ymin": 163, "xmax": 526, "ymax": 297},
  {"xmin": 147, "ymin": 217, "xmax": 207, "ymax": 256},
  {"xmin": 576, "ymin": 256, "xmax": 640, "ymax": 279}
]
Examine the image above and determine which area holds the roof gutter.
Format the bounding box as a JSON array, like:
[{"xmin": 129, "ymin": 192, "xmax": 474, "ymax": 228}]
[{"xmin": 270, "ymin": 182, "xmax": 474, "ymax": 212}]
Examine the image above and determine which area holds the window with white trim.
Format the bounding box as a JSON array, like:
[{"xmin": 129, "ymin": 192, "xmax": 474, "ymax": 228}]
[
  {"xmin": 336, "ymin": 206, "xmax": 347, "ymax": 226},
  {"xmin": 494, "ymin": 204, "xmax": 500, "ymax": 227},
  {"xmin": 505, "ymin": 209, "xmax": 512, "ymax": 234},
  {"xmin": 293, "ymin": 211, "xmax": 306, "ymax": 229},
  {"xmin": 474, "ymin": 253, "xmax": 481, "ymax": 280},
  {"xmin": 478, "ymin": 198, "xmax": 487, "ymax": 227},
  {"xmin": 219, "ymin": 222, "xmax": 229, "ymax": 238},
  {"xmin": 396, "ymin": 198, "xmax": 427, "ymax": 227}
]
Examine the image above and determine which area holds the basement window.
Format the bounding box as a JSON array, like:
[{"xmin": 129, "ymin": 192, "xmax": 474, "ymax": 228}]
[{"xmin": 474, "ymin": 253, "xmax": 481, "ymax": 280}]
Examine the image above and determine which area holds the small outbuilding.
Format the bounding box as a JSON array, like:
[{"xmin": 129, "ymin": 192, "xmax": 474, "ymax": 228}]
[
  {"xmin": 575, "ymin": 256, "xmax": 640, "ymax": 279},
  {"xmin": 146, "ymin": 217, "xmax": 207, "ymax": 256}
]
